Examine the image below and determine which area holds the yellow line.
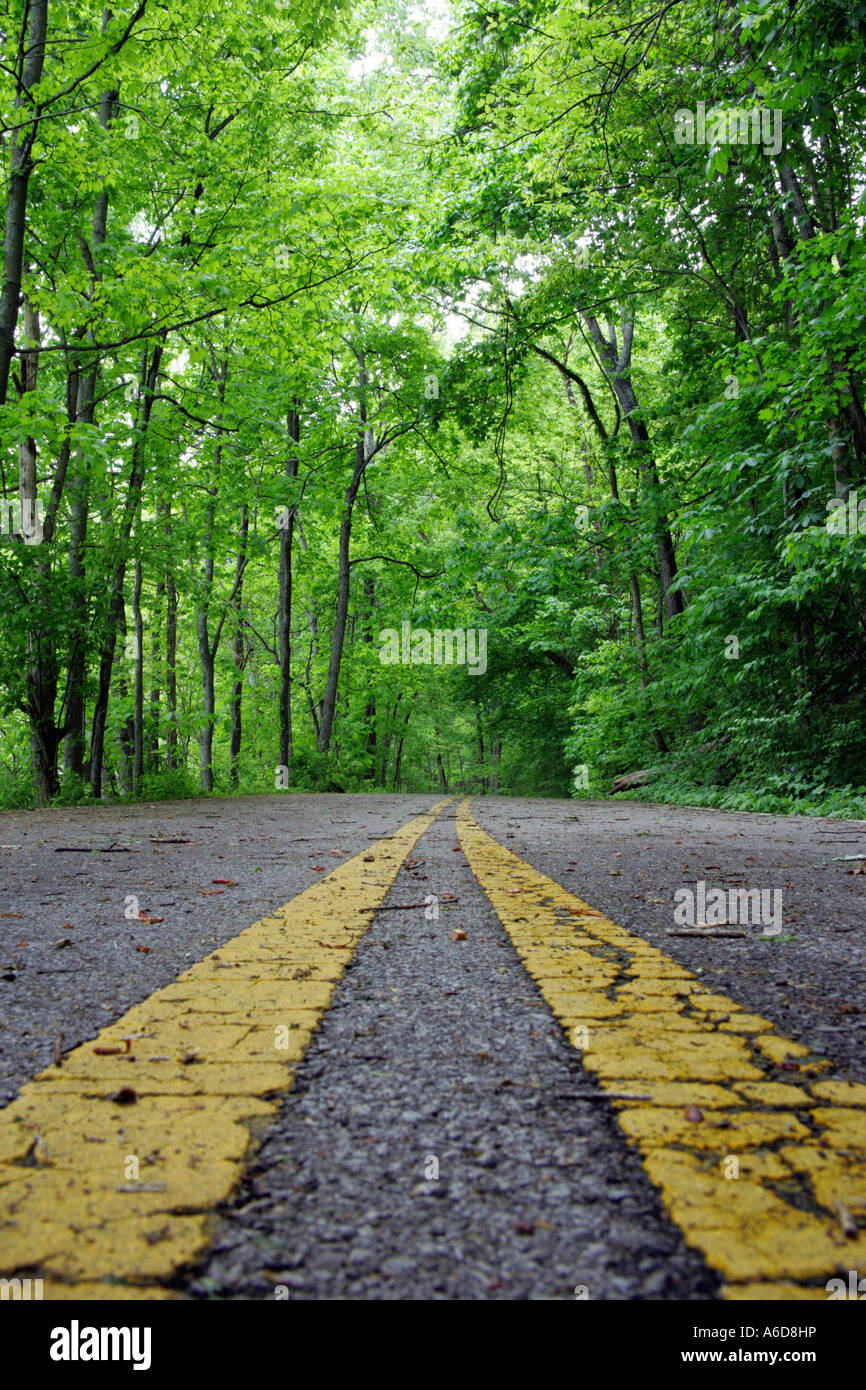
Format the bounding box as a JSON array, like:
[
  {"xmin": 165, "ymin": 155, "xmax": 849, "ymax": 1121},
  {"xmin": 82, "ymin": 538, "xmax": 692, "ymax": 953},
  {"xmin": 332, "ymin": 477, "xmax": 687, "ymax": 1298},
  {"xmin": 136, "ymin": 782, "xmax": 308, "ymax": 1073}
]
[
  {"xmin": 0, "ymin": 800, "xmax": 450, "ymax": 1298},
  {"xmin": 456, "ymin": 801, "xmax": 866, "ymax": 1299}
]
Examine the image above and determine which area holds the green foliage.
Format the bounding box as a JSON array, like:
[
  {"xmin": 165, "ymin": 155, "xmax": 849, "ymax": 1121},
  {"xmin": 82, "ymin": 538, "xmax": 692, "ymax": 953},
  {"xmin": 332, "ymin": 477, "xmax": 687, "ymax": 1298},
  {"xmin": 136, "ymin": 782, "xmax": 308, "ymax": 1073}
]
[{"xmin": 0, "ymin": 0, "xmax": 864, "ymax": 813}]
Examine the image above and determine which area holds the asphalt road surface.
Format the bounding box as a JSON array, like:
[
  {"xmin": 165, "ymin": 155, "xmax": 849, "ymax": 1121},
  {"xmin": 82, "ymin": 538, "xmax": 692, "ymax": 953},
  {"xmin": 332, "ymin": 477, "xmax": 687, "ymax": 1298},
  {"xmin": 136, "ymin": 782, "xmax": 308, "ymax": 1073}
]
[{"xmin": 1, "ymin": 793, "xmax": 864, "ymax": 1301}]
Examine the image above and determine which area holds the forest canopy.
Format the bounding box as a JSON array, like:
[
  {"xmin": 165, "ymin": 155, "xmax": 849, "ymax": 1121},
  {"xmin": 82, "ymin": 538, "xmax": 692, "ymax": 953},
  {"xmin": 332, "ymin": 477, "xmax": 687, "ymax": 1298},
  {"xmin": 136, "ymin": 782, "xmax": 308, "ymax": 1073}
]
[{"xmin": 1, "ymin": 0, "xmax": 865, "ymax": 814}]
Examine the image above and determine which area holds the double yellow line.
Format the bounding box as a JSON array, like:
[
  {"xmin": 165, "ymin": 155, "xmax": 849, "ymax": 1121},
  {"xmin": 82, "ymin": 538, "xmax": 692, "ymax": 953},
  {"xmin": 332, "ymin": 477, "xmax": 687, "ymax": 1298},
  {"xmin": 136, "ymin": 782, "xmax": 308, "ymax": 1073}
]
[{"xmin": 2, "ymin": 794, "xmax": 864, "ymax": 1301}]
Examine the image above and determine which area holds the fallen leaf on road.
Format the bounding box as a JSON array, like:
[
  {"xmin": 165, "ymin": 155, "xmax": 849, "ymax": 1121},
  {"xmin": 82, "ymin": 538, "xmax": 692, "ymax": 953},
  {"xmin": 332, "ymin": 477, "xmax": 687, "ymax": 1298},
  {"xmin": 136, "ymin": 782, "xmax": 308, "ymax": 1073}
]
[
  {"xmin": 51, "ymin": 938, "xmax": 73, "ymax": 948},
  {"xmin": 212, "ymin": 878, "xmax": 236, "ymax": 885},
  {"xmin": 136, "ymin": 912, "xmax": 164, "ymax": 923},
  {"xmin": 450, "ymin": 930, "xmax": 467, "ymax": 941},
  {"xmin": 135, "ymin": 945, "xmax": 150, "ymax": 954},
  {"xmin": 311, "ymin": 866, "xmax": 325, "ymax": 871},
  {"xmin": 200, "ymin": 889, "xmax": 224, "ymax": 895}
]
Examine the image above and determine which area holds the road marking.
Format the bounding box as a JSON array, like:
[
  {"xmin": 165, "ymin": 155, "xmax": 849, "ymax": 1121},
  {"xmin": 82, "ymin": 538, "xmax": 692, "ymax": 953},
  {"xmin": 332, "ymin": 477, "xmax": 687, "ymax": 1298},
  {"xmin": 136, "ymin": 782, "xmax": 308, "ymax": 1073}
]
[
  {"xmin": 457, "ymin": 801, "xmax": 866, "ymax": 1298},
  {"xmin": 0, "ymin": 801, "xmax": 449, "ymax": 1298}
]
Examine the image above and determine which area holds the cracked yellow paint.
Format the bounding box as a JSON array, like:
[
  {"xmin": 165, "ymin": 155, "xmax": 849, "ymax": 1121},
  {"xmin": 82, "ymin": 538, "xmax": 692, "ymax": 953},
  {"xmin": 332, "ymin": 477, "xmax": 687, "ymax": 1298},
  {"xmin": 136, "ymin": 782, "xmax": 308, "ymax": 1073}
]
[
  {"xmin": 0, "ymin": 800, "xmax": 449, "ymax": 1297},
  {"xmin": 456, "ymin": 801, "xmax": 866, "ymax": 1299}
]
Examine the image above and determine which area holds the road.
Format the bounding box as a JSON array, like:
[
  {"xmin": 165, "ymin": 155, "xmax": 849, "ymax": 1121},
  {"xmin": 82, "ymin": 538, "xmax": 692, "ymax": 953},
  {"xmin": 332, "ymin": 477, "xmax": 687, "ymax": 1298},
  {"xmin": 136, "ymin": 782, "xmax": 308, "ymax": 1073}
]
[{"xmin": 1, "ymin": 793, "xmax": 864, "ymax": 1300}]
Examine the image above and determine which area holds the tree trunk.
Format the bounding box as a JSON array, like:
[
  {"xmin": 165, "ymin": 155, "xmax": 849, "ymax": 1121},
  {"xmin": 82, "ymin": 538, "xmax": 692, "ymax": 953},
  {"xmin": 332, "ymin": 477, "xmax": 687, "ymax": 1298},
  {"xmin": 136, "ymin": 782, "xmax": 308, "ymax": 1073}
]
[
  {"xmin": 63, "ymin": 393, "xmax": 92, "ymax": 778},
  {"xmin": 197, "ymin": 503, "xmax": 217, "ymax": 793},
  {"xmin": 583, "ymin": 313, "xmax": 684, "ymax": 622},
  {"xmin": 132, "ymin": 559, "xmax": 144, "ymax": 792},
  {"xmin": 391, "ymin": 695, "xmax": 415, "ymax": 791},
  {"xmin": 148, "ymin": 579, "xmax": 164, "ymax": 773},
  {"xmin": 195, "ymin": 359, "xmax": 228, "ymax": 793},
  {"xmin": 89, "ymin": 343, "xmax": 163, "ymax": 798},
  {"xmin": 317, "ymin": 358, "xmax": 372, "ymax": 753},
  {"xmin": 476, "ymin": 706, "xmax": 487, "ymax": 792},
  {"xmin": 380, "ymin": 692, "xmax": 401, "ymax": 787},
  {"xmin": 15, "ymin": 293, "xmax": 58, "ymax": 803},
  {"xmin": 362, "ymin": 573, "xmax": 377, "ymax": 779},
  {"xmin": 629, "ymin": 571, "xmax": 668, "ymax": 755},
  {"xmin": 25, "ymin": 359, "xmax": 80, "ymax": 803},
  {"xmin": 278, "ymin": 405, "xmax": 300, "ymax": 770},
  {"xmin": 115, "ymin": 619, "xmax": 135, "ymax": 795},
  {"xmin": 229, "ymin": 507, "xmax": 249, "ymax": 789},
  {"xmin": 165, "ymin": 506, "xmax": 179, "ymax": 771},
  {"xmin": 64, "ymin": 77, "xmax": 119, "ymax": 778},
  {"xmin": 229, "ymin": 627, "xmax": 244, "ymax": 789},
  {"xmin": 0, "ymin": 0, "xmax": 47, "ymax": 407}
]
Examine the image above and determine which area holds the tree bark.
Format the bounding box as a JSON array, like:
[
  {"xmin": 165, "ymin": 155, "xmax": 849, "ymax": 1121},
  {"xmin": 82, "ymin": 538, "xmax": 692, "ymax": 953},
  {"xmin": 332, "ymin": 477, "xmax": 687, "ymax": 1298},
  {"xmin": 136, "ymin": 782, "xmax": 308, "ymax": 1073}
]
[
  {"xmin": 228, "ymin": 507, "xmax": 249, "ymax": 788},
  {"xmin": 278, "ymin": 405, "xmax": 300, "ymax": 770},
  {"xmin": 166, "ymin": 570, "xmax": 178, "ymax": 770},
  {"xmin": 89, "ymin": 343, "xmax": 163, "ymax": 798},
  {"xmin": 64, "ymin": 76, "xmax": 119, "ymax": 778},
  {"xmin": 148, "ymin": 579, "xmax": 164, "ymax": 773},
  {"xmin": 362, "ymin": 572, "xmax": 377, "ymax": 779},
  {"xmin": 317, "ymin": 358, "xmax": 372, "ymax": 753},
  {"xmin": 476, "ymin": 705, "xmax": 487, "ymax": 792},
  {"xmin": 0, "ymin": 0, "xmax": 48, "ymax": 407},
  {"xmin": 582, "ymin": 313, "xmax": 684, "ymax": 622},
  {"xmin": 391, "ymin": 694, "xmax": 415, "ymax": 790},
  {"xmin": 15, "ymin": 293, "xmax": 57, "ymax": 802},
  {"xmin": 197, "ymin": 499, "xmax": 218, "ymax": 792}
]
